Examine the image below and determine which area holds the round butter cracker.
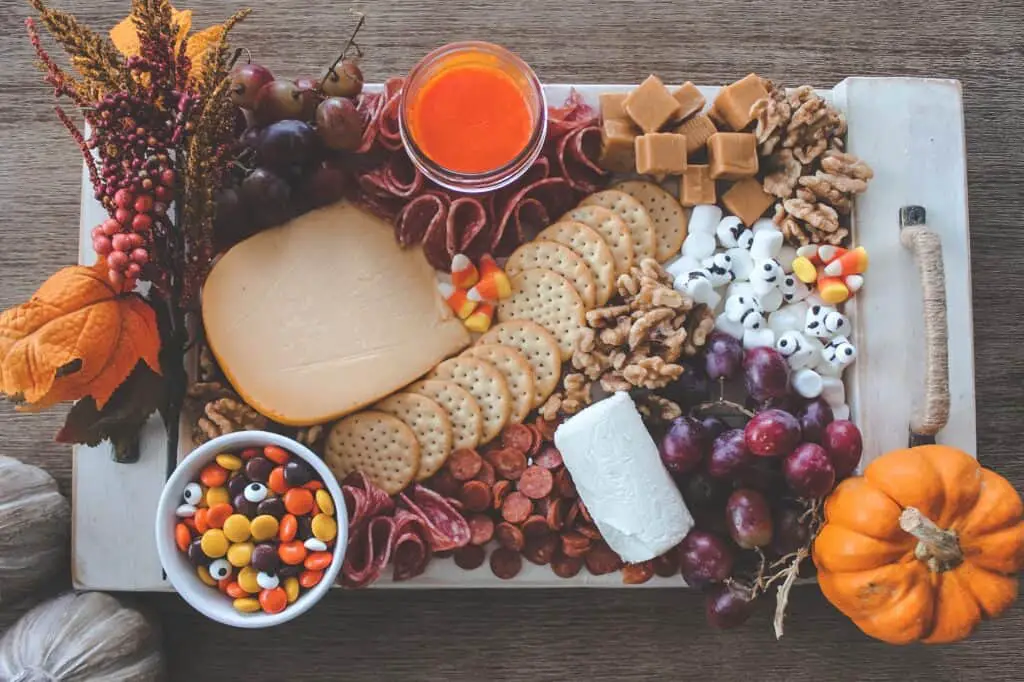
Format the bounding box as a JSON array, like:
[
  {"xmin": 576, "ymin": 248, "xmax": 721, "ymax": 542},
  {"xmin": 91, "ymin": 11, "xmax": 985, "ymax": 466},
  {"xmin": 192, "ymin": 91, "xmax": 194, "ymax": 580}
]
[
  {"xmin": 496, "ymin": 268, "xmax": 586, "ymax": 361},
  {"xmin": 430, "ymin": 357, "xmax": 512, "ymax": 445},
  {"xmin": 324, "ymin": 411, "xmax": 420, "ymax": 495},
  {"xmin": 579, "ymin": 189, "xmax": 657, "ymax": 261},
  {"xmin": 477, "ymin": 320, "xmax": 562, "ymax": 408},
  {"xmin": 613, "ymin": 180, "xmax": 689, "ymax": 262},
  {"xmin": 505, "ymin": 240, "xmax": 597, "ymax": 309},
  {"xmin": 562, "ymin": 205, "xmax": 634, "ymax": 276},
  {"xmin": 536, "ymin": 221, "xmax": 616, "ymax": 306},
  {"xmin": 373, "ymin": 392, "xmax": 453, "ymax": 481},
  {"xmin": 404, "ymin": 379, "xmax": 483, "ymax": 451},
  {"xmin": 461, "ymin": 343, "xmax": 536, "ymax": 424}
]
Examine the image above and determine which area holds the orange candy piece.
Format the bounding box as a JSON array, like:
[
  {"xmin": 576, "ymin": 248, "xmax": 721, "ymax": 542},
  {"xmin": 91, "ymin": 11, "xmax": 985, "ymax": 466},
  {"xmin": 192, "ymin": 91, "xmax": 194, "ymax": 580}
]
[
  {"xmin": 438, "ymin": 282, "xmax": 477, "ymax": 320},
  {"xmin": 467, "ymin": 254, "xmax": 512, "ymax": 302},
  {"xmin": 279, "ymin": 514, "xmax": 298, "ymax": 542},
  {"xmin": 299, "ymin": 570, "xmax": 323, "ymax": 589},
  {"xmin": 268, "ymin": 466, "xmax": 289, "ymax": 495},
  {"xmin": 206, "ymin": 503, "xmax": 233, "ymax": 529},
  {"xmin": 450, "ymin": 253, "xmax": 479, "ymax": 289},
  {"xmin": 200, "ymin": 463, "xmax": 228, "ymax": 488},
  {"xmin": 240, "ymin": 447, "xmax": 261, "ymax": 460},
  {"xmin": 183, "ymin": 518, "xmax": 198, "ymax": 533},
  {"xmin": 284, "ymin": 488, "xmax": 314, "ymax": 515},
  {"xmin": 303, "ymin": 480, "xmax": 324, "ymax": 491},
  {"xmin": 225, "ymin": 581, "xmax": 247, "ymax": 599},
  {"xmin": 304, "ymin": 551, "xmax": 333, "ymax": 571},
  {"xmin": 264, "ymin": 445, "xmax": 290, "ymax": 465},
  {"xmin": 259, "ymin": 587, "xmax": 288, "ymax": 614},
  {"xmin": 463, "ymin": 302, "xmax": 495, "ymax": 333},
  {"xmin": 278, "ymin": 540, "xmax": 307, "ymax": 565},
  {"xmin": 217, "ymin": 576, "xmax": 233, "ymax": 593},
  {"xmin": 174, "ymin": 523, "xmax": 191, "ymax": 551},
  {"xmin": 193, "ymin": 507, "xmax": 211, "ymax": 534}
]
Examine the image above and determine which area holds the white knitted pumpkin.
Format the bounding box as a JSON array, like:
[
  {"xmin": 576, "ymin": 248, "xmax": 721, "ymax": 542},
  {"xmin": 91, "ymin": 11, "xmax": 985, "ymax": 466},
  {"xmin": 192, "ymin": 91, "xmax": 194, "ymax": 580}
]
[
  {"xmin": 0, "ymin": 456, "xmax": 69, "ymax": 603},
  {"xmin": 0, "ymin": 592, "xmax": 163, "ymax": 681}
]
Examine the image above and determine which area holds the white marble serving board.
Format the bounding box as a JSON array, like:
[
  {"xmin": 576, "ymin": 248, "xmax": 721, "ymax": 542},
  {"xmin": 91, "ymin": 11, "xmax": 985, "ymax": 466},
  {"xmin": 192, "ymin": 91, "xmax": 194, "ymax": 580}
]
[{"xmin": 72, "ymin": 77, "xmax": 975, "ymax": 591}]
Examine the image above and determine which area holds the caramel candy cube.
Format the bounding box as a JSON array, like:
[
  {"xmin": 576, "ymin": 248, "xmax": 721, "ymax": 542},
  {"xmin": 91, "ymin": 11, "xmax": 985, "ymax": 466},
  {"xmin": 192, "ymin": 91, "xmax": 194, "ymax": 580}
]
[
  {"xmin": 710, "ymin": 73, "xmax": 769, "ymax": 130},
  {"xmin": 680, "ymin": 165, "xmax": 716, "ymax": 207},
  {"xmin": 675, "ymin": 114, "xmax": 718, "ymax": 158},
  {"xmin": 671, "ymin": 82, "xmax": 706, "ymax": 121},
  {"xmin": 600, "ymin": 93, "xmax": 629, "ymax": 121},
  {"xmin": 635, "ymin": 133, "xmax": 688, "ymax": 176},
  {"xmin": 624, "ymin": 75, "xmax": 681, "ymax": 133},
  {"xmin": 599, "ymin": 118, "xmax": 639, "ymax": 173},
  {"xmin": 708, "ymin": 132, "xmax": 758, "ymax": 180},
  {"xmin": 722, "ymin": 178, "xmax": 776, "ymax": 227}
]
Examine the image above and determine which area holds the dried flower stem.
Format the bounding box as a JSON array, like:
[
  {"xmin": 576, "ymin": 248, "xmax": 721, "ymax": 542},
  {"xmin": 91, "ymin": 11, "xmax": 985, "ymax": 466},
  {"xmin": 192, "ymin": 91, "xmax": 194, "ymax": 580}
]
[
  {"xmin": 27, "ymin": 0, "xmax": 125, "ymax": 98},
  {"xmin": 53, "ymin": 105, "xmax": 100, "ymax": 192}
]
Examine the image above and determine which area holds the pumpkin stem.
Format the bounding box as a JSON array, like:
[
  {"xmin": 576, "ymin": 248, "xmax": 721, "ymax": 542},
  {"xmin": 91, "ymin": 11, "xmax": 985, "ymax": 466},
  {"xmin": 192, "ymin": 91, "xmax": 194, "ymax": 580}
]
[{"xmin": 899, "ymin": 506, "xmax": 963, "ymax": 572}]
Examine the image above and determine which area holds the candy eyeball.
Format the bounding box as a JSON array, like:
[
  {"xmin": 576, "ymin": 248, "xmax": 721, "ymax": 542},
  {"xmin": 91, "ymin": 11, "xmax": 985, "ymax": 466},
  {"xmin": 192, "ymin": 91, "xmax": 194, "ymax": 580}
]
[
  {"xmin": 805, "ymin": 303, "xmax": 842, "ymax": 339},
  {"xmin": 775, "ymin": 330, "xmax": 819, "ymax": 369},
  {"xmin": 183, "ymin": 482, "xmax": 203, "ymax": 506},
  {"xmin": 775, "ymin": 330, "xmax": 803, "ymax": 358},
  {"xmin": 779, "ymin": 274, "xmax": 810, "ymax": 303},
  {"xmin": 750, "ymin": 258, "xmax": 783, "ymax": 294},
  {"xmin": 702, "ymin": 252, "xmax": 735, "ymax": 287},
  {"xmin": 244, "ymin": 481, "xmax": 269, "ymax": 503},
  {"xmin": 725, "ymin": 294, "xmax": 765, "ymax": 330},
  {"xmin": 716, "ymin": 216, "xmax": 745, "ymax": 248},
  {"xmin": 736, "ymin": 229, "xmax": 754, "ymax": 251},
  {"xmin": 257, "ymin": 571, "xmax": 280, "ymax": 590},
  {"xmin": 208, "ymin": 558, "xmax": 232, "ymax": 581},
  {"xmin": 823, "ymin": 335, "xmax": 857, "ymax": 369},
  {"xmin": 824, "ymin": 311, "xmax": 852, "ymax": 338}
]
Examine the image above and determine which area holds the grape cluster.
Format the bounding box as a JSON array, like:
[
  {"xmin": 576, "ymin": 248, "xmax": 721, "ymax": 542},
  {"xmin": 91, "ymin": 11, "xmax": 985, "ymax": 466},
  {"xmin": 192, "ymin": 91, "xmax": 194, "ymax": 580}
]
[{"xmin": 657, "ymin": 332, "xmax": 863, "ymax": 629}]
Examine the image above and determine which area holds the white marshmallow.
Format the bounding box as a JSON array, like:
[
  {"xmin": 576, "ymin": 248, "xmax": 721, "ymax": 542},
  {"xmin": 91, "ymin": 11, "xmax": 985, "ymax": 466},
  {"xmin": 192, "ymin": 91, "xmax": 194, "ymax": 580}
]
[
  {"xmin": 792, "ymin": 367, "xmax": 824, "ymax": 399},
  {"xmin": 775, "ymin": 330, "xmax": 821, "ymax": 370},
  {"xmin": 666, "ymin": 255, "xmax": 701, "ymax": 279},
  {"xmin": 778, "ymin": 245, "xmax": 797, "ymax": 273},
  {"xmin": 832, "ymin": 404, "xmax": 851, "ymax": 421},
  {"xmin": 675, "ymin": 271, "xmax": 720, "ymax": 308},
  {"xmin": 779, "ymin": 274, "xmax": 811, "ymax": 304},
  {"xmin": 682, "ymin": 232, "xmax": 716, "ymax": 260},
  {"xmin": 724, "ymin": 294, "xmax": 765, "ymax": 330},
  {"xmin": 715, "ymin": 216, "xmax": 745, "ymax": 248},
  {"xmin": 736, "ymin": 229, "xmax": 754, "ymax": 251},
  {"xmin": 752, "ymin": 218, "xmax": 777, "ymax": 233},
  {"xmin": 689, "ymin": 205, "xmax": 723, "ymax": 236},
  {"xmin": 822, "ymin": 335, "xmax": 857, "ymax": 372},
  {"xmin": 768, "ymin": 301, "xmax": 809, "ymax": 335},
  {"xmin": 751, "ymin": 259, "xmax": 784, "ymax": 295},
  {"xmin": 702, "ymin": 253, "xmax": 735, "ymax": 288},
  {"xmin": 743, "ymin": 327, "xmax": 776, "ymax": 350},
  {"xmin": 757, "ymin": 287, "xmax": 784, "ymax": 313},
  {"xmin": 728, "ymin": 281, "xmax": 755, "ymax": 300},
  {"xmin": 820, "ymin": 377, "xmax": 846, "ymax": 408},
  {"xmin": 750, "ymin": 229, "xmax": 784, "ymax": 262},
  {"xmin": 725, "ymin": 247, "xmax": 754, "ymax": 282},
  {"xmin": 715, "ymin": 312, "xmax": 745, "ymax": 340}
]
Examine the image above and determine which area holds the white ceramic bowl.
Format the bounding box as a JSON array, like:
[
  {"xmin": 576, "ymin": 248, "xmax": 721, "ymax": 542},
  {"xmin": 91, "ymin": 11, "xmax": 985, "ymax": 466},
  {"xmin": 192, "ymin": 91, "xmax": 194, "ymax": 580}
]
[{"xmin": 155, "ymin": 431, "xmax": 347, "ymax": 628}]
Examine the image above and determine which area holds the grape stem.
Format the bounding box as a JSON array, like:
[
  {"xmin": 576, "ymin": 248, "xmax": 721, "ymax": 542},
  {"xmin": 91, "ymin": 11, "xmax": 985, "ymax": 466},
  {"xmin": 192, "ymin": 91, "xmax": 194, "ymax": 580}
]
[
  {"xmin": 318, "ymin": 10, "xmax": 366, "ymax": 94},
  {"xmin": 691, "ymin": 397, "xmax": 755, "ymax": 420}
]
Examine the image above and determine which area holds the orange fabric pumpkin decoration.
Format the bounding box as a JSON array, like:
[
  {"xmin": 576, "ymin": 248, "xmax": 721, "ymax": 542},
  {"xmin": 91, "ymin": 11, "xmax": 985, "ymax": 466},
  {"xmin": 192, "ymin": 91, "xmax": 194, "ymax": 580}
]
[{"xmin": 813, "ymin": 445, "xmax": 1024, "ymax": 644}]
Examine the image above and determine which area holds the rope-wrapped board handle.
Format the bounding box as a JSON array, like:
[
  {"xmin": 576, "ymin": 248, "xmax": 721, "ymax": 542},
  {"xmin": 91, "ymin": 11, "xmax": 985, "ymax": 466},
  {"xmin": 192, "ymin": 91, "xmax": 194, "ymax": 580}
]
[{"xmin": 899, "ymin": 206, "xmax": 951, "ymax": 444}]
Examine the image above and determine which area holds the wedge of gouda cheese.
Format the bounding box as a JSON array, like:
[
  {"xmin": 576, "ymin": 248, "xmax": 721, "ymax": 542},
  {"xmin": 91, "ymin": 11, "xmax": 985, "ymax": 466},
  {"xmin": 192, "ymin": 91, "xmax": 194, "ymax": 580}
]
[{"xmin": 202, "ymin": 201, "xmax": 470, "ymax": 426}]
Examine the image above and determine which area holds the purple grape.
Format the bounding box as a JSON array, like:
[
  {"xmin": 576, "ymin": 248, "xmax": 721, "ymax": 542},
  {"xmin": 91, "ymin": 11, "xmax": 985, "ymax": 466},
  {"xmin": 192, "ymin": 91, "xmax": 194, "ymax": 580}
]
[
  {"xmin": 744, "ymin": 409, "xmax": 802, "ymax": 457},
  {"xmin": 679, "ymin": 530, "xmax": 735, "ymax": 587},
  {"xmin": 798, "ymin": 398, "xmax": 834, "ymax": 444},
  {"xmin": 743, "ymin": 347, "xmax": 791, "ymax": 402},
  {"xmin": 659, "ymin": 417, "xmax": 707, "ymax": 475},
  {"xmin": 662, "ymin": 360, "xmax": 711, "ymax": 406},
  {"xmin": 726, "ymin": 489, "xmax": 773, "ymax": 549},
  {"xmin": 240, "ymin": 167, "xmax": 292, "ymax": 228},
  {"xmin": 732, "ymin": 458, "xmax": 786, "ymax": 496},
  {"xmin": 705, "ymin": 332, "xmax": 743, "ymax": 380},
  {"xmin": 701, "ymin": 416, "xmax": 729, "ymax": 441},
  {"xmin": 295, "ymin": 159, "xmax": 349, "ymax": 210},
  {"xmin": 707, "ymin": 428, "xmax": 752, "ymax": 479},
  {"xmin": 823, "ymin": 420, "xmax": 863, "ymax": 479},
  {"xmin": 706, "ymin": 584, "xmax": 756, "ymax": 629},
  {"xmin": 258, "ymin": 120, "xmax": 316, "ymax": 170},
  {"xmin": 679, "ymin": 471, "xmax": 728, "ymax": 508},
  {"xmin": 315, "ymin": 96, "xmax": 364, "ymax": 151},
  {"xmin": 783, "ymin": 443, "xmax": 836, "ymax": 497},
  {"xmin": 771, "ymin": 505, "xmax": 811, "ymax": 556}
]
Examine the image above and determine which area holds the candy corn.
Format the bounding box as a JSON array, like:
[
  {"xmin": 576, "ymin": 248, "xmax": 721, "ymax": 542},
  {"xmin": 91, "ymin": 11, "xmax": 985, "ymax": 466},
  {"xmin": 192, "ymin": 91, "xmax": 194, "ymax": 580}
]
[
  {"xmin": 450, "ymin": 253, "xmax": 479, "ymax": 289},
  {"xmin": 823, "ymin": 246, "xmax": 868, "ymax": 277},
  {"xmin": 816, "ymin": 276, "xmax": 851, "ymax": 304},
  {"xmin": 791, "ymin": 256, "xmax": 819, "ymax": 284},
  {"xmin": 464, "ymin": 303, "xmax": 495, "ymax": 333},
  {"xmin": 438, "ymin": 282, "xmax": 477, "ymax": 320},
  {"xmin": 817, "ymin": 245, "xmax": 848, "ymax": 264},
  {"xmin": 796, "ymin": 244, "xmax": 823, "ymax": 264},
  {"xmin": 467, "ymin": 254, "xmax": 512, "ymax": 302},
  {"xmin": 844, "ymin": 274, "xmax": 865, "ymax": 294}
]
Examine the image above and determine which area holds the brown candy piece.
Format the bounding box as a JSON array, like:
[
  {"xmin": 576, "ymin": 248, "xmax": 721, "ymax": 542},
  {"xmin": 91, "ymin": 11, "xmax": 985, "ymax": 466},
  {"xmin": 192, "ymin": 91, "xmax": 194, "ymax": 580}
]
[
  {"xmin": 671, "ymin": 82, "xmax": 706, "ymax": 122},
  {"xmin": 599, "ymin": 92, "xmax": 629, "ymax": 121},
  {"xmin": 680, "ymin": 164, "xmax": 716, "ymax": 207},
  {"xmin": 675, "ymin": 114, "xmax": 717, "ymax": 158},
  {"xmin": 708, "ymin": 132, "xmax": 758, "ymax": 181},
  {"xmin": 599, "ymin": 118, "xmax": 638, "ymax": 174},
  {"xmin": 722, "ymin": 177, "xmax": 776, "ymax": 227},
  {"xmin": 623, "ymin": 75, "xmax": 680, "ymax": 133},
  {"xmin": 709, "ymin": 73, "xmax": 768, "ymax": 130},
  {"xmin": 635, "ymin": 133, "xmax": 688, "ymax": 176}
]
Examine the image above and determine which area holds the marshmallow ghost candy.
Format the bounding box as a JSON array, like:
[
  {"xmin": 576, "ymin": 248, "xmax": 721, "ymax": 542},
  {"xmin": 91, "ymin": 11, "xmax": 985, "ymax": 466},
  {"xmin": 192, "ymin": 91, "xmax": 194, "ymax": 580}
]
[
  {"xmin": 715, "ymin": 216, "xmax": 744, "ymax": 248},
  {"xmin": 779, "ymin": 274, "xmax": 811, "ymax": 304},
  {"xmin": 724, "ymin": 294, "xmax": 766, "ymax": 330},
  {"xmin": 675, "ymin": 270, "xmax": 721, "ymax": 308},
  {"xmin": 701, "ymin": 252, "xmax": 735, "ymax": 288},
  {"xmin": 804, "ymin": 304, "xmax": 852, "ymax": 339},
  {"xmin": 751, "ymin": 258, "xmax": 784, "ymax": 295},
  {"xmin": 821, "ymin": 335, "xmax": 858, "ymax": 372},
  {"xmin": 775, "ymin": 330, "xmax": 822, "ymax": 370}
]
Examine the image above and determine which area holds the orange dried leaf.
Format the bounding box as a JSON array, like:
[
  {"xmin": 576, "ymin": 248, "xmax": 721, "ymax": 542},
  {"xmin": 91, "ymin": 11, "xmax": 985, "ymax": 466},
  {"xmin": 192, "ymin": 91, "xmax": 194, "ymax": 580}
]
[
  {"xmin": 110, "ymin": 8, "xmax": 193, "ymax": 58},
  {"xmin": 0, "ymin": 261, "xmax": 161, "ymax": 410}
]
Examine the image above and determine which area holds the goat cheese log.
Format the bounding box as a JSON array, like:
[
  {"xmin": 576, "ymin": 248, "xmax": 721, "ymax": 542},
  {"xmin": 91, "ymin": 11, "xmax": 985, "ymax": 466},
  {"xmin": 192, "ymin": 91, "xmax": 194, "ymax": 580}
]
[{"xmin": 553, "ymin": 392, "xmax": 694, "ymax": 563}]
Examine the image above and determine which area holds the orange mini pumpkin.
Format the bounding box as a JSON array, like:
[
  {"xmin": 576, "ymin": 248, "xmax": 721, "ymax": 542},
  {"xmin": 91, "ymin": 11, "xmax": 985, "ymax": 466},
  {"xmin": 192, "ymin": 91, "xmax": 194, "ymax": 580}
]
[{"xmin": 813, "ymin": 445, "xmax": 1024, "ymax": 644}]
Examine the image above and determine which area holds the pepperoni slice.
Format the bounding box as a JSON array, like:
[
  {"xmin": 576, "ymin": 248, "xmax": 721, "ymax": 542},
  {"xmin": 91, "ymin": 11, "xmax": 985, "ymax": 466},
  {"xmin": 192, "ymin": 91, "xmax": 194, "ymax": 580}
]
[
  {"xmin": 533, "ymin": 445, "xmax": 563, "ymax": 470},
  {"xmin": 491, "ymin": 448, "xmax": 527, "ymax": 481},
  {"xmin": 576, "ymin": 522, "xmax": 602, "ymax": 540},
  {"xmin": 453, "ymin": 544, "xmax": 486, "ymax": 570},
  {"xmin": 622, "ymin": 561, "xmax": 655, "ymax": 585},
  {"xmin": 560, "ymin": 530, "xmax": 592, "ymax": 558},
  {"xmin": 518, "ymin": 466, "xmax": 554, "ymax": 500},
  {"xmin": 520, "ymin": 515, "xmax": 550, "ymax": 540},
  {"xmin": 467, "ymin": 514, "xmax": 495, "ymax": 546},
  {"xmin": 564, "ymin": 500, "xmax": 580, "ymax": 529},
  {"xmin": 533, "ymin": 416, "xmax": 559, "ymax": 441},
  {"xmin": 474, "ymin": 460, "xmax": 496, "ymax": 486},
  {"xmin": 546, "ymin": 497, "xmax": 570, "ymax": 532},
  {"xmin": 523, "ymin": 532, "xmax": 559, "ymax": 566},
  {"xmin": 492, "ymin": 480, "xmax": 512, "ymax": 509},
  {"xmin": 652, "ymin": 548, "xmax": 682, "ymax": 578},
  {"xmin": 577, "ymin": 499, "xmax": 593, "ymax": 524},
  {"xmin": 458, "ymin": 480, "xmax": 493, "ymax": 513},
  {"xmin": 555, "ymin": 468, "xmax": 577, "ymax": 498},
  {"xmin": 490, "ymin": 547, "xmax": 523, "ymax": 580},
  {"xmin": 495, "ymin": 522, "xmax": 525, "ymax": 551},
  {"xmin": 501, "ymin": 424, "xmax": 534, "ymax": 452},
  {"xmin": 434, "ymin": 549, "xmax": 455, "ymax": 559},
  {"xmin": 425, "ymin": 467, "xmax": 461, "ymax": 498},
  {"xmin": 531, "ymin": 495, "xmax": 551, "ymax": 520},
  {"xmin": 551, "ymin": 552, "xmax": 584, "ymax": 579},
  {"xmin": 525, "ymin": 424, "xmax": 543, "ymax": 456},
  {"xmin": 584, "ymin": 540, "xmax": 623, "ymax": 576},
  {"xmin": 448, "ymin": 448, "xmax": 483, "ymax": 481},
  {"xmin": 501, "ymin": 491, "xmax": 533, "ymax": 524}
]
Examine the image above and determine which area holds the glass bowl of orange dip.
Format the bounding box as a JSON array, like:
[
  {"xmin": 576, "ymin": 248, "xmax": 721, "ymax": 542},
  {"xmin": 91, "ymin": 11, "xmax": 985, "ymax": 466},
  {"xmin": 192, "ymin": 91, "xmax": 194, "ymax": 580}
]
[{"xmin": 400, "ymin": 42, "xmax": 547, "ymax": 193}]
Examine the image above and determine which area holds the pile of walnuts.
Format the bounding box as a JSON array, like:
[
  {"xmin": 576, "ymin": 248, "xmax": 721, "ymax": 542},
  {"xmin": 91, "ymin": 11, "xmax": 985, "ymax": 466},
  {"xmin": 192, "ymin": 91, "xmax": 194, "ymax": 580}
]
[
  {"xmin": 184, "ymin": 346, "xmax": 267, "ymax": 445},
  {"xmin": 751, "ymin": 83, "xmax": 874, "ymax": 245},
  {"xmin": 541, "ymin": 259, "xmax": 714, "ymax": 422}
]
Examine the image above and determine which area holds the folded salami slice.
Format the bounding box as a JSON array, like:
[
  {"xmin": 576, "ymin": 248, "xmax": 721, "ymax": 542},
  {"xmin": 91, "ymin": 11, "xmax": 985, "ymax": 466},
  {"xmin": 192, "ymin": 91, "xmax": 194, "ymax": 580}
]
[
  {"xmin": 546, "ymin": 89, "xmax": 596, "ymax": 143},
  {"xmin": 491, "ymin": 177, "xmax": 577, "ymax": 254},
  {"xmin": 341, "ymin": 514, "xmax": 396, "ymax": 588},
  {"xmin": 390, "ymin": 508, "xmax": 432, "ymax": 581},
  {"xmin": 487, "ymin": 156, "xmax": 550, "ymax": 225},
  {"xmin": 382, "ymin": 152, "xmax": 424, "ymax": 199},
  {"xmin": 446, "ymin": 197, "xmax": 489, "ymax": 261},
  {"xmin": 399, "ymin": 484, "xmax": 471, "ymax": 552},
  {"xmin": 355, "ymin": 91, "xmax": 386, "ymax": 154},
  {"xmin": 342, "ymin": 472, "xmax": 395, "ymax": 535},
  {"xmin": 557, "ymin": 125, "xmax": 608, "ymax": 194},
  {"xmin": 395, "ymin": 192, "xmax": 449, "ymax": 247},
  {"xmin": 422, "ymin": 203, "xmax": 453, "ymax": 271}
]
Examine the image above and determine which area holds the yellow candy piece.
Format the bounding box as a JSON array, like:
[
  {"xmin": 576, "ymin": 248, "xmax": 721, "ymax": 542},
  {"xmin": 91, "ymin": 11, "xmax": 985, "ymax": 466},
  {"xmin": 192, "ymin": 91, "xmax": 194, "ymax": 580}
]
[
  {"xmin": 197, "ymin": 565, "xmax": 217, "ymax": 586},
  {"xmin": 200, "ymin": 529, "xmax": 228, "ymax": 558},
  {"xmin": 216, "ymin": 453, "xmax": 243, "ymax": 471},
  {"xmin": 791, "ymin": 256, "xmax": 818, "ymax": 284},
  {"xmin": 223, "ymin": 514, "xmax": 252, "ymax": 543},
  {"xmin": 205, "ymin": 486, "xmax": 230, "ymax": 507},
  {"xmin": 315, "ymin": 489, "xmax": 335, "ymax": 517},
  {"xmin": 233, "ymin": 597, "xmax": 261, "ymax": 613},
  {"xmin": 250, "ymin": 514, "xmax": 279, "ymax": 542},
  {"xmin": 284, "ymin": 576, "xmax": 300, "ymax": 603},
  {"xmin": 311, "ymin": 513, "xmax": 338, "ymax": 543},
  {"xmin": 227, "ymin": 541, "xmax": 254, "ymax": 568},
  {"xmin": 238, "ymin": 565, "xmax": 260, "ymax": 594}
]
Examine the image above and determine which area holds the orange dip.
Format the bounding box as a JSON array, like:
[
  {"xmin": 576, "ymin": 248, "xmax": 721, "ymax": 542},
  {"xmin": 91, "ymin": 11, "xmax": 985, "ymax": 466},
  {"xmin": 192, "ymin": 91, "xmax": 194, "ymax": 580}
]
[{"xmin": 407, "ymin": 63, "xmax": 532, "ymax": 174}]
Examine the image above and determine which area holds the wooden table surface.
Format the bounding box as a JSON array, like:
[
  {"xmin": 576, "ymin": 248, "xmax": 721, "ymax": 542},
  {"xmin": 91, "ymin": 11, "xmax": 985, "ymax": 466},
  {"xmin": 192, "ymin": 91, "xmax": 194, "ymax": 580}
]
[{"xmin": 2, "ymin": 0, "xmax": 1022, "ymax": 679}]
